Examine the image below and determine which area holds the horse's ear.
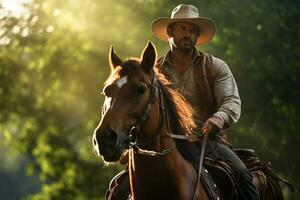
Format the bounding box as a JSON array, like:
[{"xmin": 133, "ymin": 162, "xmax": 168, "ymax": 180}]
[
  {"xmin": 140, "ymin": 41, "xmax": 157, "ymax": 73},
  {"xmin": 109, "ymin": 46, "xmax": 123, "ymax": 70}
]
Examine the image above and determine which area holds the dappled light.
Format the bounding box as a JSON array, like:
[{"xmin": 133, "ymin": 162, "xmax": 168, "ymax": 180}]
[{"xmin": 0, "ymin": 0, "xmax": 299, "ymax": 199}]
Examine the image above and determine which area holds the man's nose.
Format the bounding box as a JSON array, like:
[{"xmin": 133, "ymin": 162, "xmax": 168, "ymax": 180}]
[
  {"xmin": 187, "ymin": 30, "xmax": 192, "ymax": 37},
  {"xmin": 183, "ymin": 30, "xmax": 191, "ymax": 38}
]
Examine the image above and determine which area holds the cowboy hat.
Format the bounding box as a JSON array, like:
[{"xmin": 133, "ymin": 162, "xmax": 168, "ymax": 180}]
[{"xmin": 150, "ymin": 4, "xmax": 216, "ymax": 45}]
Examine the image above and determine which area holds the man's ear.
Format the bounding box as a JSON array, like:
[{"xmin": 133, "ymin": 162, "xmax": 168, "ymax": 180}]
[
  {"xmin": 109, "ymin": 46, "xmax": 123, "ymax": 70},
  {"xmin": 140, "ymin": 41, "xmax": 157, "ymax": 73}
]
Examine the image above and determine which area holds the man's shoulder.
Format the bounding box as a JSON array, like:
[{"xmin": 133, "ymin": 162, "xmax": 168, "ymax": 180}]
[
  {"xmin": 196, "ymin": 51, "xmax": 230, "ymax": 76},
  {"xmin": 197, "ymin": 51, "xmax": 226, "ymax": 66}
]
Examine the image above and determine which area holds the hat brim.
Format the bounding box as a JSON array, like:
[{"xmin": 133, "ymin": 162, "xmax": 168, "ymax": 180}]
[{"xmin": 151, "ymin": 17, "xmax": 216, "ymax": 45}]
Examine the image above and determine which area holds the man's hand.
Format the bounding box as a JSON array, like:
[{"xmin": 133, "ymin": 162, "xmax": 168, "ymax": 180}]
[{"xmin": 202, "ymin": 116, "xmax": 224, "ymax": 135}]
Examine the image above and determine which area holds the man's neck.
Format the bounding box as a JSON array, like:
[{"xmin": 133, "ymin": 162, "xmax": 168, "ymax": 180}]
[{"xmin": 169, "ymin": 48, "xmax": 195, "ymax": 73}]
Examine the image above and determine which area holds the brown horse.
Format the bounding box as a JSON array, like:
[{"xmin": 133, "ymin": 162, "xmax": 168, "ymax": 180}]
[
  {"xmin": 93, "ymin": 42, "xmax": 210, "ymax": 200},
  {"xmin": 93, "ymin": 42, "xmax": 295, "ymax": 200}
]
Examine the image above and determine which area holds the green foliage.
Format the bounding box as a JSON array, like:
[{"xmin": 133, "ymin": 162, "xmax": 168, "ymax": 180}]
[{"xmin": 0, "ymin": 0, "xmax": 299, "ymax": 199}]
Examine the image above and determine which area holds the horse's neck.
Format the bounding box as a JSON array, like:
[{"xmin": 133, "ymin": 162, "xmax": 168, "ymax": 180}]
[
  {"xmin": 129, "ymin": 95, "xmax": 208, "ymax": 200},
  {"xmin": 131, "ymin": 129, "xmax": 198, "ymax": 200}
]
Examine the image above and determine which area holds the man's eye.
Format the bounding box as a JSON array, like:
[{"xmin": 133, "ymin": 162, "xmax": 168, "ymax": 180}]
[{"xmin": 192, "ymin": 28, "xmax": 198, "ymax": 34}]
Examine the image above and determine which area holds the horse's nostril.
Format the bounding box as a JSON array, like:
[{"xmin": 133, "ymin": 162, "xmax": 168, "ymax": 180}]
[{"xmin": 106, "ymin": 129, "xmax": 118, "ymax": 147}]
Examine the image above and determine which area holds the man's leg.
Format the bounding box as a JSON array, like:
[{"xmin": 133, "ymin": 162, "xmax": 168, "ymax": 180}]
[{"xmin": 214, "ymin": 143, "xmax": 260, "ymax": 200}]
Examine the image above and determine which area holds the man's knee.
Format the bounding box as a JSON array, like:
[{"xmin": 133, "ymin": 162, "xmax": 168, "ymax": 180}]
[{"xmin": 231, "ymin": 162, "xmax": 252, "ymax": 183}]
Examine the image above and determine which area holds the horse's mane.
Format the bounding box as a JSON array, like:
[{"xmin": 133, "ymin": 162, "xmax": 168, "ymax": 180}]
[
  {"xmin": 103, "ymin": 58, "xmax": 196, "ymax": 136},
  {"xmin": 154, "ymin": 67, "xmax": 196, "ymax": 136}
]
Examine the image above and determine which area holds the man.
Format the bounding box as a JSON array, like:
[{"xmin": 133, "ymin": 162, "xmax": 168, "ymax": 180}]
[
  {"xmin": 106, "ymin": 4, "xmax": 260, "ymax": 200},
  {"xmin": 151, "ymin": 4, "xmax": 260, "ymax": 200}
]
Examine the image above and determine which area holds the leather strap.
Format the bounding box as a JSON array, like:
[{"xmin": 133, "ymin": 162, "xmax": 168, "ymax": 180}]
[{"xmin": 165, "ymin": 132, "xmax": 200, "ymax": 141}]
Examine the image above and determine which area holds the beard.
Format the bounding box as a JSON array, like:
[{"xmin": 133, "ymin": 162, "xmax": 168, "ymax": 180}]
[{"xmin": 173, "ymin": 37, "xmax": 196, "ymax": 52}]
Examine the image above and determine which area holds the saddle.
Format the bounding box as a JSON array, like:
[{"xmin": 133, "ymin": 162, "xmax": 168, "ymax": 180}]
[
  {"xmin": 236, "ymin": 148, "xmax": 296, "ymax": 199},
  {"xmin": 105, "ymin": 144, "xmax": 296, "ymax": 200},
  {"xmin": 196, "ymin": 148, "xmax": 296, "ymax": 200}
]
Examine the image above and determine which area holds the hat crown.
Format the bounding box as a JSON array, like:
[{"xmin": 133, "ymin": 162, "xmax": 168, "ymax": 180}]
[{"xmin": 171, "ymin": 4, "xmax": 199, "ymax": 19}]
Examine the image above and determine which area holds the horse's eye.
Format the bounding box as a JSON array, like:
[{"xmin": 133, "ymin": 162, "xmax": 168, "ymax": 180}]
[
  {"xmin": 134, "ymin": 84, "xmax": 147, "ymax": 95},
  {"xmin": 103, "ymin": 85, "xmax": 116, "ymax": 97}
]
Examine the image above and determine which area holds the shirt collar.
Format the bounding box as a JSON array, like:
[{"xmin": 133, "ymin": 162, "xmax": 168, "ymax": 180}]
[{"xmin": 162, "ymin": 48, "xmax": 200, "ymax": 66}]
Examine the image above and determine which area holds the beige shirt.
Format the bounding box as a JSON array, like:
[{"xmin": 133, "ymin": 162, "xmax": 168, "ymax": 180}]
[{"xmin": 161, "ymin": 49, "xmax": 241, "ymax": 128}]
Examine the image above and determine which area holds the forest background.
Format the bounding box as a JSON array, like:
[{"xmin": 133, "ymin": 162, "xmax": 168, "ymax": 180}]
[{"xmin": 0, "ymin": 0, "xmax": 299, "ymax": 199}]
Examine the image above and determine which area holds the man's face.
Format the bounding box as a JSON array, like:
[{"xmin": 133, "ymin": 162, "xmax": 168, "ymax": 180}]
[{"xmin": 168, "ymin": 21, "xmax": 199, "ymax": 52}]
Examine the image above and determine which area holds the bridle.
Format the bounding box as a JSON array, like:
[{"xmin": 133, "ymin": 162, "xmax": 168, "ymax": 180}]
[
  {"xmin": 127, "ymin": 71, "xmax": 201, "ymax": 156},
  {"xmin": 126, "ymin": 71, "xmax": 208, "ymax": 200},
  {"xmin": 127, "ymin": 73, "xmax": 175, "ymax": 156}
]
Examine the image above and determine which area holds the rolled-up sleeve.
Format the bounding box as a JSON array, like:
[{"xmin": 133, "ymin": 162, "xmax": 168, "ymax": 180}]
[{"xmin": 212, "ymin": 59, "xmax": 241, "ymax": 127}]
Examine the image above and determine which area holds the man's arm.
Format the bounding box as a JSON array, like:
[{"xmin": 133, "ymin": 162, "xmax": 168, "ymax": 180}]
[{"xmin": 212, "ymin": 60, "xmax": 241, "ymax": 128}]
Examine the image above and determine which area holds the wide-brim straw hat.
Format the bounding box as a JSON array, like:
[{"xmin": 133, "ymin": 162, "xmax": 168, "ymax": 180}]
[{"xmin": 151, "ymin": 4, "xmax": 216, "ymax": 45}]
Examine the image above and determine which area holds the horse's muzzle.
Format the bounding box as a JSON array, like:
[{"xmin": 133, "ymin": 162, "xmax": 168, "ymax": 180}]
[{"xmin": 93, "ymin": 127, "xmax": 128, "ymax": 162}]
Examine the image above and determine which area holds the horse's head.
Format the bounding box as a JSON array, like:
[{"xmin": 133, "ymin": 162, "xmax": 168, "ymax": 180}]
[{"xmin": 93, "ymin": 42, "xmax": 157, "ymax": 162}]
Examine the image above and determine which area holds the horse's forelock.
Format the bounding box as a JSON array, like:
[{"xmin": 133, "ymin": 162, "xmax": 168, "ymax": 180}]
[
  {"xmin": 104, "ymin": 66, "xmax": 122, "ymax": 87},
  {"xmin": 104, "ymin": 58, "xmax": 148, "ymax": 89}
]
